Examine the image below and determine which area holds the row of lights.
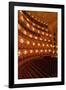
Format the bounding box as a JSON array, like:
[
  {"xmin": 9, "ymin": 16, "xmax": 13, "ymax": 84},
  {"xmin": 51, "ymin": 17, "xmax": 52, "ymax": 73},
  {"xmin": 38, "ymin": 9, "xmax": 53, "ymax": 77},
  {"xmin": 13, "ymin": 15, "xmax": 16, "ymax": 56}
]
[
  {"xmin": 26, "ymin": 17, "xmax": 48, "ymax": 32},
  {"xmin": 20, "ymin": 38, "xmax": 57, "ymax": 48},
  {"xmin": 28, "ymin": 30, "xmax": 51, "ymax": 39},
  {"xmin": 18, "ymin": 49, "xmax": 56, "ymax": 56},
  {"xmin": 22, "ymin": 30, "xmax": 51, "ymax": 42},
  {"xmin": 20, "ymin": 12, "xmax": 48, "ymax": 33},
  {"xmin": 31, "ymin": 26, "xmax": 51, "ymax": 36},
  {"xmin": 25, "ymin": 23, "xmax": 51, "ymax": 37},
  {"xmin": 34, "ymin": 17, "xmax": 48, "ymax": 26},
  {"xmin": 27, "ymin": 11, "xmax": 48, "ymax": 26}
]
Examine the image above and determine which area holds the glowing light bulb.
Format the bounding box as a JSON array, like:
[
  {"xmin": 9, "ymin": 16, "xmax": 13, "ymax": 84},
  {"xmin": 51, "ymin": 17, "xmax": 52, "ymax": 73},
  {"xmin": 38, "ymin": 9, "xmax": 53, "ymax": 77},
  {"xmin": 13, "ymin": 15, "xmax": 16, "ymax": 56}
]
[
  {"xmin": 46, "ymin": 33, "xmax": 48, "ymax": 36},
  {"xmin": 20, "ymin": 38, "xmax": 24, "ymax": 43},
  {"xmin": 35, "ymin": 50, "xmax": 38, "ymax": 53},
  {"xmin": 45, "ymin": 49, "xmax": 47, "ymax": 53},
  {"xmin": 46, "ymin": 29, "xmax": 48, "ymax": 31},
  {"xmin": 42, "ymin": 27, "xmax": 44, "ymax": 30},
  {"xmin": 42, "ymin": 44, "xmax": 45, "ymax": 47},
  {"xmin": 44, "ymin": 39, "xmax": 47, "ymax": 41},
  {"xmin": 26, "ymin": 41, "xmax": 30, "ymax": 45},
  {"xmin": 23, "ymin": 31, "xmax": 27, "ymax": 35},
  {"xmin": 50, "ymin": 44, "xmax": 52, "ymax": 47},
  {"xmin": 40, "ymin": 49, "xmax": 43, "ymax": 53},
  {"xmin": 32, "ymin": 27, "xmax": 35, "ymax": 31},
  {"xmin": 23, "ymin": 50, "xmax": 27, "ymax": 55},
  {"xmin": 47, "ymin": 44, "xmax": 49, "ymax": 47},
  {"xmin": 42, "ymin": 32, "xmax": 44, "ymax": 35},
  {"xmin": 29, "ymin": 34, "xmax": 32, "ymax": 38},
  {"xmin": 49, "ymin": 34, "xmax": 52, "ymax": 37},
  {"xmin": 33, "ymin": 42, "xmax": 35, "ymax": 46},
  {"xmin": 27, "ymin": 23, "xmax": 29, "ymax": 27},
  {"xmin": 27, "ymin": 18, "xmax": 29, "ymax": 21},
  {"xmin": 48, "ymin": 39, "xmax": 50, "ymax": 42},
  {"xmin": 30, "ymin": 50, "xmax": 33, "ymax": 53},
  {"xmin": 53, "ymin": 50, "xmax": 55, "ymax": 54},
  {"xmin": 40, "ymin": 38, "xmax": 42, "ymax": 41},
  {"xmin": 21, "ymin": 16, "xmax": 24, "ymax": 21},
  {"xmin": 49, "ymin": 49, "xmax": 51, "ymax": 52},
  {"xmin": 33, "ymin": 23, "xmax": 35, "ymax": 26},
  {"xmin": 35, "ymin": 36, "xmax": 38, "ymax": 39},
  {"xmin": 38, "ymin": 30, "xmax": 40, "ymax": 33},
  {"xmin": 37, "ymin": 43, "xmax": 40, "ymax": 46}
]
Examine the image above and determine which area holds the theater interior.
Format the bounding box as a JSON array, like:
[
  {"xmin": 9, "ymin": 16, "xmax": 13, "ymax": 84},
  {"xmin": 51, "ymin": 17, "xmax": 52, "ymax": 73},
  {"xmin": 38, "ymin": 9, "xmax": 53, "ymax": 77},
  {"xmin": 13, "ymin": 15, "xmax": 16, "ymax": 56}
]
[{"xmin": 18, "ymin": 10, "xmax": 58, "ymax": 79}]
